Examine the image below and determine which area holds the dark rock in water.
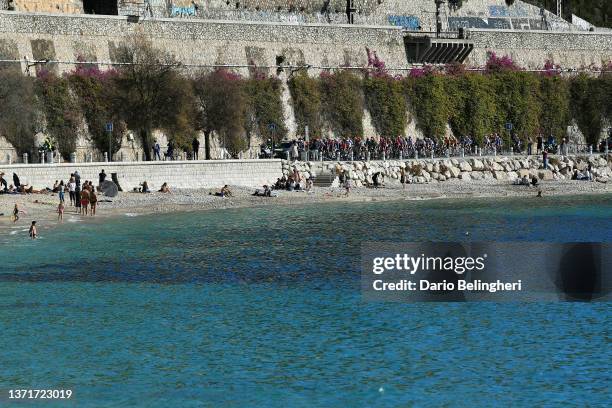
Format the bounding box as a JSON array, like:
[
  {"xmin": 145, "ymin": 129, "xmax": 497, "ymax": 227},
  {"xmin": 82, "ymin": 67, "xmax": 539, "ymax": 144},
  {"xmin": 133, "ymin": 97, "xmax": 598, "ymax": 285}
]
[{"xmin": 100, "ymin": 180, "xmax": 119, "ymax": 197}]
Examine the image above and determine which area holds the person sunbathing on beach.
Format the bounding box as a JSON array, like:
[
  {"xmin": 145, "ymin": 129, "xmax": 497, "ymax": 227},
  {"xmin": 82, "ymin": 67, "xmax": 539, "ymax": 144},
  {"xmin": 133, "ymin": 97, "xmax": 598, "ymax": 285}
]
[
  {"xmin": 159, "ymin": 182, "xmax": 170, "ymax": 193},
  {"xmin": 140, "ymin": 181, "xmax": 151, "ymax": 193},
  {"xmin": 513, "ymin": 175, "xmax": 530, "ymax": 186},
  {"xmin": 253, "ymin": 185, "xmax": 273, "ymax": 197},
  {"xmin": 305, "ymin": 178, "xmax": 313, "ymax": 192},
  {"xmin": 274, "ymin": 176, "xmax": 287, "ymax": 190},
  {"xmin": 29, "ymin": 221, "xmax": 37, "ymax": 239},
  {"xmin": 215, "ymin": 185, "xmax": 233, "ymax": 197}
]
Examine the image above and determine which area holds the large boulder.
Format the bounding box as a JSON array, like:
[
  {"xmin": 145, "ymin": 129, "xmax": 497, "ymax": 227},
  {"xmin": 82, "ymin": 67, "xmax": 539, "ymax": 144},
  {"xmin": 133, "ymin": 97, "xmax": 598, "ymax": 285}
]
[
  {"xmin": 459, "ymin": 172, "xmax": 472, "ymax": 180},
  {"xmin": 490, "ymin": 162, "xmax": 504, "ymax": 172},
  {"xmin": 493, "ymin": 171, "xmax": 507, "ymax": 180},
  {"xmin": 470, "ymin": 159, "xmax": 485, "ymax": 171},
  {"xmin": 448, "ymin": 166, "xmax": 461, "ymax": 178},
  {"xmin": 459, "ymin": 161, "xmax": 472, "ymax": 172},
  {"xmin": 538, "ymin": 170, "xmax": 554, "ymax": 180}
]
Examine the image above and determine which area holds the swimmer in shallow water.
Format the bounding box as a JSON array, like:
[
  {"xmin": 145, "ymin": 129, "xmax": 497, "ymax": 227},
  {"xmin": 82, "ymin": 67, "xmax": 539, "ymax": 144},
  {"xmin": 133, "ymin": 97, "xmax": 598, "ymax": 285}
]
[{"xmin": 29, "ymin": 221, "xmax": 37, "ymax": 239}]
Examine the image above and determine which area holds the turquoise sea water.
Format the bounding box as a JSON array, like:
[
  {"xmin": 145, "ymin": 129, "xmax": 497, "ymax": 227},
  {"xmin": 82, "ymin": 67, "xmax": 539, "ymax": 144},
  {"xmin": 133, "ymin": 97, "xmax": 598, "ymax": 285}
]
[{"xmin": 1, "ymin": 195, "xmax": 611, "ymax": 407}]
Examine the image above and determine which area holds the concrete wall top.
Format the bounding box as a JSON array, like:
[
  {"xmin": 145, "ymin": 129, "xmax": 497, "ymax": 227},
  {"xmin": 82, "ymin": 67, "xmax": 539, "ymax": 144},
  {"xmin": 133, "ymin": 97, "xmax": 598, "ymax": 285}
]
[
  {"xmin": 1, "ymin": 158, "xmax": 282, "ymax": 170},
  {"xmin": 1, "ymin": 159, "xmax": 284, "ymax": 189},
  {"xmin": 0, "ymin": 10, "xmax": 404, "ymax": 41}
]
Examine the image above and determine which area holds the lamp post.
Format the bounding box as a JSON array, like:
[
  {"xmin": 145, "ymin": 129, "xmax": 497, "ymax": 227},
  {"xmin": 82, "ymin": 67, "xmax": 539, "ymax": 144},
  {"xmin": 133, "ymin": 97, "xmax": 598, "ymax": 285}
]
[{"xmin": 106, "ymin": 122, "xmax": 113, "ymax": 161}]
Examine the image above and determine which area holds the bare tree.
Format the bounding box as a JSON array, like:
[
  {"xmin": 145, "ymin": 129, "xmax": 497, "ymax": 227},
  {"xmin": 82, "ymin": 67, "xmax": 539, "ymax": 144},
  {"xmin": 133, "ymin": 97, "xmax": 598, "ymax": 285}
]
[
  {"xmin": 0, "ymin": 69, "xmax": 40, "ymax": 156},
  {"xmin": 193, "ymin": 69, "xmax": 248, "ymax": 159},
  {"xmin": 112, "ymin": 33, "xmax": 196, "ymax": 160}
]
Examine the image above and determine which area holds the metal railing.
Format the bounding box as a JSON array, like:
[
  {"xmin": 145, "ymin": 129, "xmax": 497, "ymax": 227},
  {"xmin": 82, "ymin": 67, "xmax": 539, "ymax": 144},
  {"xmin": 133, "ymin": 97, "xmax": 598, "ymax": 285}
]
[
  {"xmin": 265, "ymin": 142, "xmax": 609, "ymax": 162},
  {"xmin": 1, "ymin": 142, "xmax": 608, "ymax": 165}
]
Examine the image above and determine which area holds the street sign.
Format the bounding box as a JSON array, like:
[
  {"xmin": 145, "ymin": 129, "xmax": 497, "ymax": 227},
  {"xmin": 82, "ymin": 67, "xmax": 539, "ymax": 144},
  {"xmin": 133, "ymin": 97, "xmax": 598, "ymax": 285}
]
[
  {"xmin": 505, "ymin": 122, "xmax": 513, "ymax": 131},
  {"xmin": 105, "ymin": 122, "xmax": 113, "ymax": 132},
  {"xmin": 268, "ymin": 123, "xmax": 277, "ymax": 132}
]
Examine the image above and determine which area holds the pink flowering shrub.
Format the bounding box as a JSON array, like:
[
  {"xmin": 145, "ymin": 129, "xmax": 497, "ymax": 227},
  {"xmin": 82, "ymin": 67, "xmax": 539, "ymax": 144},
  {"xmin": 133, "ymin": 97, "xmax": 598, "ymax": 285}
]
[{"xmin": 485, "ymin": 52, "xmax": 521, "ymax": 73}]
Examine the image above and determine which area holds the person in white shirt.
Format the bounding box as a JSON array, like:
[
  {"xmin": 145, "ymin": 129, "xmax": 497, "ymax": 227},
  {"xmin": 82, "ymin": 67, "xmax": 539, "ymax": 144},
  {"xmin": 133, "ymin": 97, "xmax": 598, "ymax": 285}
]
[{"xmin": 68, "ymin": 175, "xmax": 77, "ymax": 206}]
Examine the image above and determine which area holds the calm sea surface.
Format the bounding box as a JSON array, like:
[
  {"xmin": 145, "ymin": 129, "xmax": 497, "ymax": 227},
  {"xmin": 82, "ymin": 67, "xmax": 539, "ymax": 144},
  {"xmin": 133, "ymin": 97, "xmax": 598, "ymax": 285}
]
[{"xmin": 1, "ymin": 195, "xmax": 611, "ymax": 407}]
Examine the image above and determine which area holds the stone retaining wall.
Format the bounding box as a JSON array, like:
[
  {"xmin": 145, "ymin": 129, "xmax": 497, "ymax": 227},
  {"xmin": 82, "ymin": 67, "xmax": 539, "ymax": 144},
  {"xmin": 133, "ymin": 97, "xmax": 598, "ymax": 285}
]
[
  {"xmin": 1, "ymin": 159, "xmax": 283, "ymax": 191},
  {"xmin": 283, "ymin": 154, "xmax": 612, "ymax": 186}
]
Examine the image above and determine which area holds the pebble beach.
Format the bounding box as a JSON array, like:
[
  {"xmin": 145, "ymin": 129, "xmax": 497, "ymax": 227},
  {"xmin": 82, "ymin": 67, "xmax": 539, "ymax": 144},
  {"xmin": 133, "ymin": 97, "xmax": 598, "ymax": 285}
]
[{"xmin": 1, "ymin": 178, "xmax": 610, "ymax": 238}]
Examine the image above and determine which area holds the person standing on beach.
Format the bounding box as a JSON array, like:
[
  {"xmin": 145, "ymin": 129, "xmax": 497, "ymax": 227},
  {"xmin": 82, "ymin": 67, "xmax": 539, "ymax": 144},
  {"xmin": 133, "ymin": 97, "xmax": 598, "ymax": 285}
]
[
  {"xmin": 58, "ymin": 181, "xmax": 65, "ymax": 204},
  {"xmin": 12, "ymin": 203, "xmax": 20, "ymax": 223},
  {"xmin": 80, "ymin": 186, "xmax": 89, "ymax": 216},
  {"xmin": 89, "ymin": 191, "xmax": 98, "ymax": 216},
  {"xmin": 68, "ymin": 176, "xmax": 76, "ymax": 206},
  {"xmin": 543, "ymin": 149, "xmax": 549, "ymax": 170},
  {"xmin": 58, "ymin": 201, "xmax": 64, "ymax": 221},
  {"xmin": 74, "ymin": 171, "xmax": 81, "ymax": 212},
  {"xmin": 29, "ymin": 221, "xmax": 37, "ymax": 239},
  {"xmin": 99, "ymin": 169, "xmax": 107, "ymax": 186}
]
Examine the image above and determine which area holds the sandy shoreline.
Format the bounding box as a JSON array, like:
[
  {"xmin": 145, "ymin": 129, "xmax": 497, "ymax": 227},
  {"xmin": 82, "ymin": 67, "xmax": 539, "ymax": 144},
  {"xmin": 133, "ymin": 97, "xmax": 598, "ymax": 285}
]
[{"xmin": 1, "ymin": 179, "xmax": 610, "ymax": 236}]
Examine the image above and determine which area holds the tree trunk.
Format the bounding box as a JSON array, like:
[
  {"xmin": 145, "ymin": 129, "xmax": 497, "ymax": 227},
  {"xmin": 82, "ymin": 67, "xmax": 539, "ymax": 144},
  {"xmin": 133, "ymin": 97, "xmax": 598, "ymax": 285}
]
[
  {"xmin": 204, "ymin": 130, "xmax": 211, "ymax": 160},
  {"xmin": 141, "ymin": 128, "xmax": 152, "ymax": 161}
]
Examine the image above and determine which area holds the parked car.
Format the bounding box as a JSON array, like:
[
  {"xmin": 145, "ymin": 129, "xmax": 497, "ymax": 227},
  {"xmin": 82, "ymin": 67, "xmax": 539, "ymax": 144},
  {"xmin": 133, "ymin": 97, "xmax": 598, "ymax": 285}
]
[
  {"xmin": 273, "ymin": 141, "xmax": 294, "ymax": 159},
  {"xmin": 598, "ymin": 136, "xmax": 612, "ymax": 152}
]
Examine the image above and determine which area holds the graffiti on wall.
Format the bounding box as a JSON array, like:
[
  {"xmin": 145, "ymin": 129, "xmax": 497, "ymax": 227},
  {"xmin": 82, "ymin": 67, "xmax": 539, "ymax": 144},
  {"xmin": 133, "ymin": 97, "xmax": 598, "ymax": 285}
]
[
  {"xmin": 488, "ymin": 5, "xmax": 529, "ymax": 18},
  {"xmin": 170, "ymin": 5, "xmax": 196, "ymax": 17},
  {"xmin": 448, "ymin": 17, "xmax": 547, "ymax": 31},
  {"xmin": 387, "ymin": 15, "xmax": 420, "ymax": 30}
]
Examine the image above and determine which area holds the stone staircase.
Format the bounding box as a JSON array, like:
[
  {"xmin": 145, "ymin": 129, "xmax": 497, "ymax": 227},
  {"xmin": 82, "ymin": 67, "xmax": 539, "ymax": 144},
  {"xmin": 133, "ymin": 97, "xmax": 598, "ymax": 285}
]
[{"xmin": 312, "ymin": 172, "xmax": 336, "ymax": 187}]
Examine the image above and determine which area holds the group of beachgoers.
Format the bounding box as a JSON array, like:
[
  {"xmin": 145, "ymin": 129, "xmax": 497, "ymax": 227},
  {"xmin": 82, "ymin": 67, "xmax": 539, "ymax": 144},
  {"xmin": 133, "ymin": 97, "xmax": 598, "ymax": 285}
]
[
  {"xmin": 0, "ymin": 172, "xmax": 44, "ymax": 194},
  {"xmin": 2, "ymin": 169, "xmax": 111, "ymax": 239},
  {"xmin": 137, "ymin": 181, "xmax": 171, "ymax": 193},
  {"xmin": 8, "ymin": 202, "xmax": 38, "ymax": 239},
  {"xmin": 57, "ymin": 170, "xmax": 103, "ymax": 218},
  {"xmin": 273, "ymin": 167, "xmax": 314, "ymax": 193}
]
